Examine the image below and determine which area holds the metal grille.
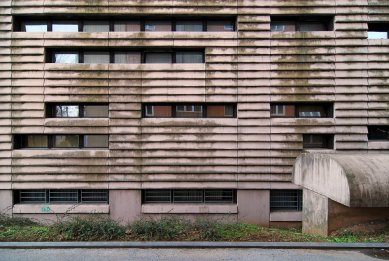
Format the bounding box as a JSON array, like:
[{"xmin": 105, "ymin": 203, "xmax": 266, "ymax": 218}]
[
  {"xmin": 19, "ymin": 190, "xmax": 46, "ymax": 203},
  {"xmin": 270, "ymin": 190, "xmax": 302, "ymax": 211},
  {"xmin": 49, "ymin": 189, "xmax": 78, "ymax": 203},
  {"xmin": 204, "ymin": 190, "xmax": 234, "ymax": 203},
  {"xmin": 16, "ymin": 189, "xmax": 109, "ymax": 204},
  {"xmin": 81, "ymin": 190, "xmax": 108, "ymax": 203},
  {"xmin": 173, "ymin": 190, "xmax": 203, "ymax": 203},
  {"xmin": 143, "ymin": 190, "xmax": 171, "ymax": 203},
  {"xmin": 143, "ymin": 189, "xmax": 236, "ymax": 204}
]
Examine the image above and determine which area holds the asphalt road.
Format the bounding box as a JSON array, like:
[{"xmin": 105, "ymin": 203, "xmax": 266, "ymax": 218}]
[{"xmin": 0, "ymin": 248, "xmax": 388, "ymax": 261}]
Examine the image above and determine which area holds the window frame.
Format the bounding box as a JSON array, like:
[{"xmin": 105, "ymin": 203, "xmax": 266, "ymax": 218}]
[
  {"xmin": 270, "ymin": 103, "xmax": 333, "ymax": 118},
  {"xmin": 13, "ymin": 134, "xmax": 109, "ymax": 149},
  {"xmin": 46, "ymin": 103, "xmax": 109, "ymax": 118},
  {"xmin": 368, "ymin": 126, "xmax": 389, "ymax": 141},
  {"xmin": 14, "ymin": 189, "xmax": 109, "ymax": 204},
  {"xmin": 368, "ymin": 23, "xmax": 389, "ymax": 39},
  {"xmin": 270, "ymin": 15, "xmax": 334, "ymax": 32},
  {"xmin": 302, "ymin": 134, "xmax": 334, "ymax": 149},
  {"xmin": 142, "ymin": 103, "xmax": 237, "ymax": 118},
  {"xmin": 142, "ymin": 189, "xmax": 237, "ymax": 204}
]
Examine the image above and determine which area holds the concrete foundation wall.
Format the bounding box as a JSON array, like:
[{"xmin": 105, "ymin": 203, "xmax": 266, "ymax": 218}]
[
  {"xmin": 328, "ymin": 200, "xmax": 389, "ymax": 233},
  {"xmin": 0, "ymin": 190, "xmax": 12, "ymax": 216},
  {"xmin": 302, "ymin": 189, "xmax": 329, "ymax": 236},
  {"xmin": 109, "ymin": 190, "xmax": 142, "ymax": 224},
  {"xmin": 237, "ymin": 190, "xmax": 270, "ymax": 226}
]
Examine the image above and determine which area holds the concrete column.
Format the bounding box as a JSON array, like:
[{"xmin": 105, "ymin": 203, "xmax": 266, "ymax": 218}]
[
  {"xmin": 0, "ymin": 190, "xmax": 13, "ymax": 217},
  {"xmin": 109, "ymin": 190, "xmax": 141, "ymax": 225},
  {"xmin": 237, "ymin": 190, "xmax": 270, "ymax": 226},
  {"xmin": 302, "ymin": 189, "xmax": 329, "ymax": 236}
]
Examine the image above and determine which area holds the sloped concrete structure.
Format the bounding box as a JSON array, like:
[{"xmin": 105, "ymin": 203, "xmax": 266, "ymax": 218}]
[{"xmin": 294, "ymin": 153, "xmax": 389, "ymax": 236}]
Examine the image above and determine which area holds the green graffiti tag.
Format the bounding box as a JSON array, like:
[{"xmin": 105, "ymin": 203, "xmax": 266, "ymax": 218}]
[{"xmin": 41, "ymin": 206, "xmax": 52, "ymax": 213}]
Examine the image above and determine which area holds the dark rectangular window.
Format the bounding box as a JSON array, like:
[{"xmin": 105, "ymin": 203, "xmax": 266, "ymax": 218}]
[
  {"xmin": 368, "ymin": 23, "xmax": 389, "ymax": 39},
  {"xmin": 143, "ymin": 104, "xmax": 236, "ymax": 118},
  {"xmin": 303, "ymin": 134, "xmax": 334, "ymax": 149},
  {"xmin": 48, "ymin": 49, "xmax": 204, "ymax": 64},
  {"xmin": 207, "ymin": 20, "xmax": 235, "ymax": 32},
  {"xmin": 21, "ymin": 21, "xmax": 48, "ymax": 32},
  {"xmin": 15, "ymin": 189, "xmax": 108, "ymax": 204},
  {"xmin": 270, "ymin": 103, "xmax": 333, "ymax": 118},
  {"xmin": 15, "ymin": 17, "xmax": 236, "ymax": 32},
  {"xmin": 271, "ymin": 16, "xmax": 334, "ymax": 32},
  {"xmin": 270, "ymin": 190, "xmax": 302, "ymax": 212},
  {"xmin": 46, "ymin": 103, "xmax": 109, "ymax": 118},
  {"xmin": 52, "ymin": 21, "xmax": 79, "ymax": 32},
  {"xmin": 14, "ymin": 135, "xmax": 109, "ymax": 149},
  {"xmin": 142, "ymin": 189, "xmax": 236, "ymax": 204},
  {"xmin": 144, "ymin": 20, "xmax": 172, "ymax": 31},
  {"xmin": 176, "ymin": 20, "xmax": 203, "ymax": 32},
  {"xmin": 368, "ymin": 126, "xmax": 389, "ymax": 141},
  {"xmin": 83, "ymin": 21, "xmax": 110, "ymax": 32}
]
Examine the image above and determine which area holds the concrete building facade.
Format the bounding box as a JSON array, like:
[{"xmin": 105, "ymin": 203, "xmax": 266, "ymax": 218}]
[{"xmin": 1, "ymin": 0, "xmax": 389, "ymax": 227}]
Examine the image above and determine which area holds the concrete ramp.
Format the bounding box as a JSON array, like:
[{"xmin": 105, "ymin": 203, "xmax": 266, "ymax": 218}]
[{"xmin": 293, "ymin": 153, "xmax": 389, "ymax": 207}]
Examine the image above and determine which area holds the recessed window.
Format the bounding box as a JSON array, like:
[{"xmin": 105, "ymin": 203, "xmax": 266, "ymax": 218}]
[
  {"xmin": 15, "ymin": 189, "xmax": 109, "ymax": 204},
  {"xmin": 14, "ymin": 134, "xmax": 109, "ymax": 149},
  {"xmin": 143, "ymin": 189, "xmax": 236, "ymax": 204},
  {"xmin": 53, "ymin": 52, "xmax": 79, "ymax": 63},
  {"xmin": 207, "ymin": 20, "xmax": 235, "ymax": 32},
  {"xmin": 83, "ymin": 21, "xmax": 110, "ymax": 32},
  {"xmin": 54, "ymin": 135, "xmax": 79, "ymax": 148},
  {"xmin": 303, "ymin": 134, "xmax": 334, "ymax": 149},
  {"xmin": 143, "ymin": 104, "xmax": 236, "ymax": 118},
  {"xmin": 47, "ymin": 104, "xmax": 108, "ymax": 118},
  {"xmin": 49, "ymin": 49, "xmax": 204, "ymax": 64},
  {"xmin": 114, "ymin": 20, "xmax": 141, "ymax": 32},
  {"xmin": 368, "ymin": 126, "xmax": 389, "ymax": 141},
  {"xmin": 270, "ymin": 190, "xmax": 302, "ymax": 212},
  {"xmin": 21, "ymin": 21, "xmax": 47, "ymax": 32},
  {"xmin": 114, "ymin": 52, "xmax": 141, "ymax": 64},
  {"xmin": 83, "ymin": 51, "xmax": 110, "ymax": 64},
  {"xmin": 145, "ymin": 52, "xmax": 172, "ymax": 63},
  {"xmin": 25, "ymin": 135, "xmax": 48, "ymax": 148},
  {"xmin": 176, "ymin": 20, "xmax": 203, "ymax": 32},
  {"xmin": 270, "ymin": 103, "xmax": 333, "ymax": 118},
  {"xmin": 52, "ymin": 21, "xmax": 79, "ymax": 32},
  {"xmin": 368, "ymin": 23, "xmax": 389, "ymax": 39},
  {"xmin": 145, "ymin": 20, "xmax": 172, "ymax": 31},
  {"xmin": 271, "ymin": 16, "xmax": 334, "ymax": 32}
]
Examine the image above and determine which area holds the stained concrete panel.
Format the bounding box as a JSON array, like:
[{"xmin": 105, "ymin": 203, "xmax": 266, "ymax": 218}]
[
  {"xmin": 109, "ymin": 190, "xmax": 141, "ymax": 225},
  {"xmin": 237, "ymin": 190, "xmax": 269, "ymax": 226}
]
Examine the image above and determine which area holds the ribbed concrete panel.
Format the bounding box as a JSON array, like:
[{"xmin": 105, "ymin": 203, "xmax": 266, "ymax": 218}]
[{"xmin": 0, "ymin": 0, "xmax": 387, "ymax": 190}]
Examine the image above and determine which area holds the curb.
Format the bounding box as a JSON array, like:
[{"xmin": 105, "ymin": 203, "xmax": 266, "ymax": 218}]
[{"xmin": 0, "ymin": 242, "xmax": 388, "ymax": 249}]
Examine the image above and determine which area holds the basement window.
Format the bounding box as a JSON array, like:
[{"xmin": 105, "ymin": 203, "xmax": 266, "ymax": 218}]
[
  {"xmin": 14, "ymin": 189, "xmax": 109, "ymax": 204},
  {"xmin": 271, "ymin": 16, "xmax": 334, "ymax": 32},
  {"xmin": 303, "ymin": 134, "xmax": 334, "ymax": 149},
  {"xmin": 143, "ymin": 189, "xmax": 236, "ymax": 204},
  {"xmin": 368, "ymin": 126, "xmax": 389, "ymax": 140},
  {"xmin": 368, "ymin": 23, "xmax": 389, "ymax": 39},
  {"xmin": 270, "ymin": 190, "xmax": 302, "ymax": 211}
]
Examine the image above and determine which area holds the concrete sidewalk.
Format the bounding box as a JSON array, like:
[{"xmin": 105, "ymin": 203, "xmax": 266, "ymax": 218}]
[{"xmin": 0, "ymin": 241, "xmax": 388, "ymax": 249}]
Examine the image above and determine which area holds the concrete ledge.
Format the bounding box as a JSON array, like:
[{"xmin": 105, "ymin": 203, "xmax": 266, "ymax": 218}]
[
  {"xmin": 0, "ymin": 242, "xmax": 388, "ymax": 249},
  {"xmin": 13, "ymin": 204, "xmax": 109, "ymax": 214},
  {"xmin": 142, "ymin": 204, "xmax": 238, "ymax": 214},
  {"xmin": 270, "ymin": 211, "xmax": 302, "ymax": 222}
]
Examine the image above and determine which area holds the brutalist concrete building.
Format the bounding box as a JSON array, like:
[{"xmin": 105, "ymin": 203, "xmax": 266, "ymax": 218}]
[{"xmin": 1, "ymin": 0, "xmax": 389, "ymax": 235}]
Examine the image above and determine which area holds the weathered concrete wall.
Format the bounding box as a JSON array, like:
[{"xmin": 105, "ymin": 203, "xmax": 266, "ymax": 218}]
[
  {"xmin": 0, "ymin": 190, "xmax": 12, "ymax": 216},
  {"xmin": 109, "ymin": 190, "xmax": 141, "ymax": 224},
  {"xmin": 328, "ymin": 200, "xmax": 389, "ymax": 234},
  {"xmin": 237, "ymin": 190, "xmax": 269, "ymax": 226},
  {"xmin": 302, "ymin": 189, "xmax": 328, "ymax": 237}
]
